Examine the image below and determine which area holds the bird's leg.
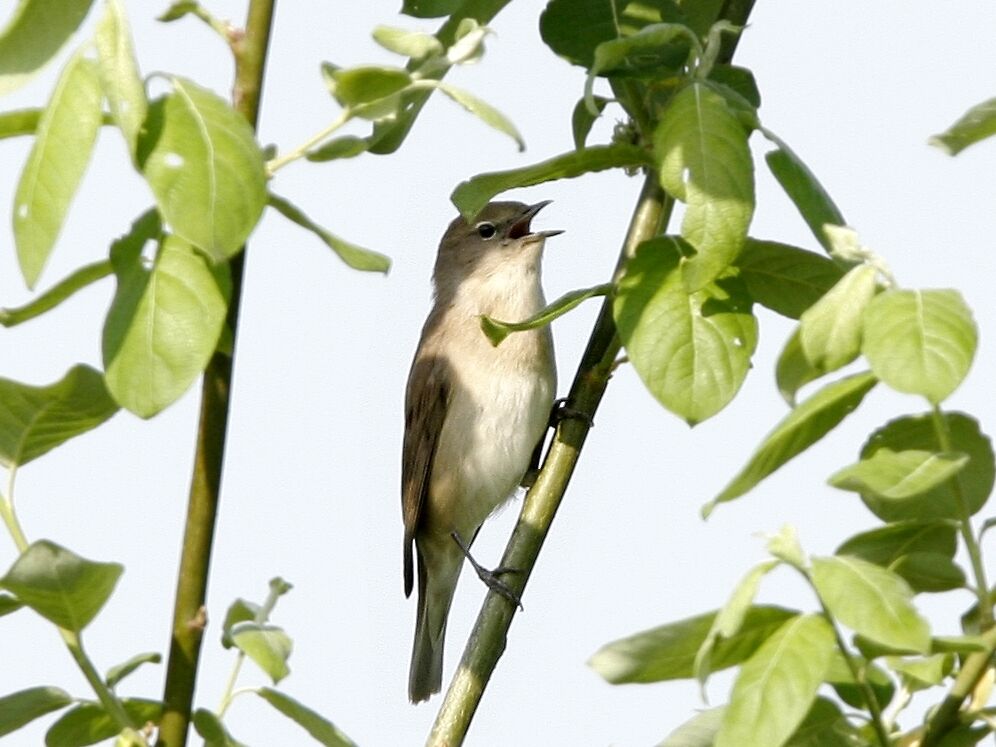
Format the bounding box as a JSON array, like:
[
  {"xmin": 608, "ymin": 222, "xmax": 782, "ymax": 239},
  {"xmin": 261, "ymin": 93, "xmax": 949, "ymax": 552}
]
[
  {"xmin": 450, "ymin": 531, "xmax": 523, "ymax": 610},
  {"xmin": 550, "ymin": 397, "xmax": 595, "ymax": 428}
]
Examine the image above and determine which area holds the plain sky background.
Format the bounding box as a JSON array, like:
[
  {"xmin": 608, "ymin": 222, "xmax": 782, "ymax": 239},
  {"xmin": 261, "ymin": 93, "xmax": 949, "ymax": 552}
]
[{"xmin": 2, "ymin": 1, "xmax": 996, "ymax": 745}]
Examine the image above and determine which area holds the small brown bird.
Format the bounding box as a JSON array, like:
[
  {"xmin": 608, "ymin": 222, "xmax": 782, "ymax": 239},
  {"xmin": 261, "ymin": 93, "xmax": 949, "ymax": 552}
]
[{"xmin": 402, "ymin": 201, "xmax": 561, "ymax": 703}]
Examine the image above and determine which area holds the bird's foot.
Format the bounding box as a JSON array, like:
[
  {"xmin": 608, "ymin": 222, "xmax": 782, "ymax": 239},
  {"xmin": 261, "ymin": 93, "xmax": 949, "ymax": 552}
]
[
  {"xmin": 550, "ymin": 397, "xmax": 594, "ymax": 428},
  {"xmin": 450, "ymin": 531, "xmax": 524, "ymax": 610}
]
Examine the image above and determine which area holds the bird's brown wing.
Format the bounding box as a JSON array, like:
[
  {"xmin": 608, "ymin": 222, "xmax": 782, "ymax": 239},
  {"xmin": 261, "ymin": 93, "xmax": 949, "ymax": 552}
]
[{"xmin": 402, "ymin": 353, "xmax": 451, "ymax": 597}]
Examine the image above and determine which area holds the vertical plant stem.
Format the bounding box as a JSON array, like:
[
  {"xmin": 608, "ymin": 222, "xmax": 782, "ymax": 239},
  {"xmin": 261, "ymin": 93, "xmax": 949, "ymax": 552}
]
[{"xmin": 156, "ymin": 2, "xmax": 276, "ymax": 745}]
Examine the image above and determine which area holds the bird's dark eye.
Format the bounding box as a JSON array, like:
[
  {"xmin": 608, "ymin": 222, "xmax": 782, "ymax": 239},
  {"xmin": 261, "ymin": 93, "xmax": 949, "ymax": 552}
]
[{"xmin": 476, "ymin": 222, "xmax": 497, "ymax": 239}]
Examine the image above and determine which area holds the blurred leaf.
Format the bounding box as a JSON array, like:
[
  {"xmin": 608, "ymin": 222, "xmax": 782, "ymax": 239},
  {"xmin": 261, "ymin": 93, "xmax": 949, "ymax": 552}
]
[
  {"xmin": 445, "ymin": 18, "xmax": 489, "ymax": 65},
  {"xmin": 412, "ymin": 79, "xmax": 523, "ymax": 150},
  {"xmin": 830, "ymin": 449, "xmax": 969, "ymax": 501},
  {"xmin": 0, "ymin": 365, "xmax": 118, "ymax": 467},
  {"xmin": 157, "ymin": 1, "xmax": 200, "ymax": 22},
  {"xmin": 105, "ymin": 652, "xmax": 161, "ymax": 689},
  {"xmin": 372, "ymin": 26, "xmax": 443, "ymax": 58},
  {"xmin": 45, "ymin": 699, "xmax": 162, "ymax": 747},
  {"xmin": 798, "ymin": 265, "xmax": 877, "ymax": 373},
  {"xmin": 0, "ymin": 686, "xmax": 72, "ymax": 736},
  {"xmin": 192, "ymin": 709, "xmax": 245, "ymax": 747},
  {"xmin": 452, "ymin": 143, "xmax": 652, "ymax": 218},
  {"xmin": 859, "ymin": 413, "xmax": 993, "ymax": 521},
  {"xmin": 400, "ymin": 0, "xmax": 462, "ymax": 18},
  {"xmin": 255, "ymin": 688, "xmax": 358, "ymax": 747},
  {"xmin": 715, "ymin": 614, "xmax": 836, "ymax": 747},
  {"xmin": 221, "ymin": 597, "xmax": 260, "ymax": 649},
  {"xmin": 825, "ymin": 653, "xmax": 895, "ymax": 711},
  {"xmin": 329, "ymin": 65, "xmax": 410, "ymax": 120},
  {"xmin": 0, "ymin": 593, "xmax": 23, "ymax": 617},
  {"xmin": 0, "ymin": 0, "xmax": 95, "ymax": 95},
  {"xmin": 706, "ymin": 372, "xmax": 877, "ymax": 513},
  {"xmin": 862, "ymin": 289, "xmax": 977, "ymax": 405},
  {"xmin": 589, "ymin": 605, "xmax": 798, "ymax": 683},
  {"xmin": 0, "ymin": 540, "xmax": 123, "ymax": 632},
  {"xmin": 0, "ymin": 108, "xmax": 40, "ymax": 138},
  {"xmin": 775, "ymin": 329, "xmax": 824, "ymax": 406},
  {"xmin": 836, "ymin": 521, "xmax": 957, "ymax": 565},
  {"xmin": 95, "ymin": 0, "xmax": 146, "ymax": 156},
  {"xmin": 305, "ymin": 135, "xmax": 370, "ymax": 162},
  {"xmin": 810, "ymin": 555, "xmax": 930, "ymax": 653},
  {"xmin": 0, "ymin": 260, "xmax": 113, "ymax": 327},
  {"xmin": 572, "ymin": 95, "xmax": 609, "ymax": 149},
  {"xmin": 655, "ymin": 82, "xmax": 754, "ymax": 291},
  {"xmin": 267, "ymin": 194, "xmax": 390, "ymax": 273},
  {"xmin": 659, "ymin": 706, "xmax": 725, "ymax": 747},
  {"xmin": 767, "ymin": 524, "xmax": 806, "ymax": 569},
  {"xmin": 784, "ymin": 697, "xmax": 863, "ymax": 747},
  {"xmin": 931, "ymin": 635, "xmax": 988, "ymax": 654},
  {"xmin": 708, "ymin": 65, "xmax": 760, "ymax": 109},
  {"xmin": 736, "ymin": 239, "xmax": 843, "ymax": 320},
  {"xmin": 231, "ymin": 623, "xmax": 292, "ymax": 684},
  {"xmin": 930, "ymin": 97, "xmax": 996, "ymax": 156},
  {"xmin": 890, "ymin": 552, "xmax": 966, "ymax": 593},
  {"xmin": 482, "ymin": 283, "xmax": 609, "ymax": 346},
  {"xmin": 886, "ymin": 653, "xmax": 953, "ymax": 691},
  {"xmin": 138, "ymin": 77, "xmax": 266, "ymax": 261},
  {"xmin": 103, "ymin": 234, "xmax": 231, "ymax": 418},
  {"xmin": 13, "ymin": 50, "xmax": 102, "ymax": 289}
]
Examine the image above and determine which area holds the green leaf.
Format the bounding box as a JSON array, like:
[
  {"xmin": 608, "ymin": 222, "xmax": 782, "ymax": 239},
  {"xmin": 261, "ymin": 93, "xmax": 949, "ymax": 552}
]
[
  {"xmin": 371, "ymin": 26, "xmax": 443, "ymax": 59},
  {"xmin": 411, "ymin": 79, "xmax": 524, "ymax": 151},
  {"xmin": 836, "ymin": 521, "xmax": 957, "ymax": 566},
  {"xmin": 798, "ymin": 265, "xmax": 877, "ymax": 373},
  {"xmin": 0, "ymin": 365, "xmax": 118, "ymax": 467},
  {"xmin": 105, "ymin": 652, "xmax": 161, "ymax": 689},
  {"xmin": 588, "ymin": 605, "xmax": 798, "ymax": 683},
  {"xmin": 451, "ymin": 144, "xmax": 653, "ymax": 219},
  {"xmin": 614, "ymin": 237, "xmax": 757, "ymax": 425},
  {"xmin": 305, "ymin": 134, "xmax": 370, "ymax": 163},
  {"xmin": 572, "ymin": 95, "xmax": 609, "ymax": 150},
  {"xmin": 103, "ymin": 233, "xmax": 231, "ymax": 418},
  {"xmin": 775, "ymin": 329, "xmax": 824, "ymax": 406},
  {"xmin": 715, "ymin": 614, "xmax": 836, "ymax": 747},
  {"xmin": 706, "ymin": 372, "xmax": 878, "ymax": 513},
  {"xmin": 830, "ymin": 449, "xmax": 968, "ymax": 501},
  {"xmin": 859, "ymin": 413, "xmax": 993, "ymax": 521},
  {"xmin": 0, "ymin": 540, "xmax": 123, "ymax": 632},
  {"xmin": 766, "ymin": 524, "xmax": 807, "ymax": 569},
  {"xmin": 890, "ymin": 552, "xmax": 966, "ymax": 593},
  {"xmin": 255, "ymin": 688, "xmax": 358, "ymax": 747},
  {"xmin": 886, "ymin": 653, "xmax": 953, "ymax": 691},
  {"xmin": 930, "ymin": 98, "xmax": 996, "ymax": 156},
  {"xmin": 192, "ymin": 709, "xmax": 245, "ymax": 747},
  {"xmin": 482, "ymin": 283, "xmax": 610, "ymax": 346},
  {"xmin": 862, "ymin": 289, "xmax": 977, "ymax": 405},
  {"xmin": 655, "ymin": 82, "xmax": 754, "ymax": 290},
  {"xmin": 231, "ymin": 623, "xmax": 292, "ymax": 684},
  {"xmin": 0, "ymin": 593, "xmax": 23, "ymax": 617},
  {"xmin": 221, "ymin": 597, "xmax": 260, "ymax": 649},
  {"xmin": 13, "ymin": 50, "xmax": 103, "ymax": 288},
  {"xmin": 659, "ymin": 706, "xmax": 725, "ymax": 747},
  {"xmin": 94, "ymin": 0, "xmax": 147, "ymax": 157},
  {"xmin": 736, "ymin": 239, "xmax": 844, "ymax": 320},
  {"xmin": 0, "ymin": 0, "xmax": 95, "ymax": 96},
  {"xmin": 708, "ymin": 64, "xmax": 761, "ymax": 109},
  {"xmin": 763, "ymin": 135, "xmax": 845, "ymax": 254},
  {"xmin": 825, "ymin": 652, "xmax": 895, "ymax": 711},
  {"xmin": 138, "ymin": 77, "xmax": 266, "ymax": 262},
  {"xmin": 45, "ymin": 699, "xmax": 162, "ymax": 747},
  {"xmin": 784, "ymin": 697, "xmax": 863, "ymax": 747},
  {"xmin": 810, "ymin": 555, "xmax": 930, "ymax": 653},
  {"xmin": 267, "ymin": 194, "xmax": 390, "ymax": 273},
  {"xmin": 0, "ymin": 260, "xmax": 113, "ymax": 327},
  {"xmin": 0, "ymin": 686, "xmax": 72, "ymax": 737},
  {"xmin": 400, "ymin": 0, "xmax": 461, "ymax": 19},
  {"xmin": 329, "ymin": 65, "xmax": 411, "ymax": 116},
  {"xmin": 931, "ymin": 635, "xmax": 989, "ymax": 654}
]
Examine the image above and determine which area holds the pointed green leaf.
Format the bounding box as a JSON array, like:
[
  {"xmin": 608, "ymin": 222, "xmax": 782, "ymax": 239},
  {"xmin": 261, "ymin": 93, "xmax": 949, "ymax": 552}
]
[
  {"xmin": 886, "ymin": 653, "xmax": 953, "ymax": 691},
  {"xmin": 930, "ymin": 98, "xmax": 996, "ymax": 156},
  {"xmin": 825, "ymin": 652, "xmax": 896, "ymax": 711},
  {"xmin": 0, "ymin": 365, "xmax": 118, "ymax": 467},
  {"xmin": 221, "ymin": 597, "xmax": 260, "ymax": 649},
  {"xmin": 305, "ymin": 134, "xmax": 370, "ymax": 162},
  {"xmin": 589, "ymin": 605, "xmax": 798, "ymax": 684},
  {"xmin": 45, "ymin": 699, "xmax": 162, "ymax": 747},
  {"xmin": 660, "ymin": 706, "xmax": 725, "ymax": 747},
  {"xmin": 572, "ymin": 95, "xmax": 609, "ymax": 150},
  {"xmin": 776, "ymin": 329, "xmax": 824, "ymax": 406},
  {"xmin": 138, "ymin": 77, "xmax": 266, "ymax": 261},
  {"xmin": 715, "ymin": 614, "xmax": 836, "ymax": 747},
  {"xmin": 371, "ymin": 26, "xmax": 443, "ymax": 59},
  {"xmin": 836, "ymin": 521, "xmax": 957, "ymax": 566},
  {"xmin": 830, "ymin": 449, "xmax": 968, "ymax": 500},
  {"xmin": 0, "ymin": 686, "xmax": 72, "ymax": 736},
  {"xmin": 0, "ymin": 260, "xmax": 113, "ymax": 327},
  {"xmin": 13, "ymin": 50, "xmax": 103, "ymax": 288},
  {"xmin": 862, "ymin": 289, "xmax": 977, "ymax": 404},
  {"xmin": 614, "ymin": 237, "xmax": 757, "ymax": 425},
  {"xmin": 103, "ymin": 234, "xmax": 232, "ymax": 418},
  {"xmin": 267, "ymin": 194, "xmax": 390, "ymax": 273},
  {"xmin": 94, "ymin": 0, "xmax": 147, "ymax": 156},
  {"xmin": 105, "ymin": 652, "xmax": 161, "ymax": 689},
  {"xmin": 411, "ymin": 80, "xmax": 523, "ymax": 151},
  {"xmin": 482, "ymin": 283, "xmax": 610, "ymax": 346},
  {"xmin": 401, "ymin": 0, "xmax": 461, "ymax": 20},
  {"xmin": 811, "ymin": 555, "xmax": 930, "ymax": 653},
  {"xmin": 0, "ymin": 0, "xmax": 95, "ymax": 96},
  {"xmin": 0, "ymin": 593, "xmax": 23, "ymax": 617},
  {"xmin": 329, "ymin": 65, "xmax": 410, "ymax": 111},
  {"xmin": 784, "ymin": 697, "xmax": 863, "ymax": 747},
  {"xmin": 890, "ymin": 552, "xmax": 966, "ymax": 593},
  {"xmin": 255, "ymin": 688, "xmax": 358, "ymax": 747},
  {"xmin": 0, "ymin": 540, "xmax": 123, "ymax": 632},
  {"xmin": 859, "ymin": 413, "xmax": 993, "ymax": 521},
  {"xmin": 736, "ymin": 239, "xmax": 844, "ymax": 320},
  {"xmin": 798, "ymin": 264, "xmax": 877, "ymax": 372},
  {"xmin": 707, "ymin": 372, "xmax": 878, "ymax": 513},
  {"xmin": 655, "ymin": 82, "xmax": 754, "ymax": 290},
  {"xmin": 452, "ymin": 144, "xmax": 653, "ymax": 219},
  {"xmin": 192, "ymin": 709, "xmax": 245, "ymax": 747},
  {"xmin": 763, "ymin": 135, "xmax": 845, "ymax": 254},
  {"xmin": 931, "ymin": 635, "xmax": 989, "ymax": 654},
  {"xmin": 231, "ymin": 623, "xmax": 292, "ymax": 684}
]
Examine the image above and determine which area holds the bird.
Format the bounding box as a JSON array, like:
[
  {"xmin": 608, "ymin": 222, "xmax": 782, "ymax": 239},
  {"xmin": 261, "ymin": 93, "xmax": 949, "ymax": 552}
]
[{"xmin": 402, "ymin": 200, "xmax": 561, "ymax": 703}]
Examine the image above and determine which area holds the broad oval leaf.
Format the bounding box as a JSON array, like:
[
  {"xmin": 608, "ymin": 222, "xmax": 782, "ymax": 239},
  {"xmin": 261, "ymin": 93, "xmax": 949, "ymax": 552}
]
[
  {"xmin": 482, "ymin": 283, "xmax": 610, "ymax": 346},
  {"xmin": 654, "ymin": 82, "xmax": 755, "ymax": 291},
  {"xmin": 94, "ymin": 0, "xmax": 146, "ymax": 156},
  {"xmin": 0, "ymin": 540, "xmax": 123, "ymax": 632},
  {"xmin": 0, "ymin": 0, "xmax": 95, "ymax": 96},
  {"xmin": 0, "ymin": 364, "xmax": 118, "ymax": 467},
  {"xmin": 221, "ymin": 597, "xmax": 261, "ymax": 648},
  {"xmin": 798, "ymin": 264, "xmax": 877, "ymax": 372},
  {"xmin": 255, "ymin": 688, "xmax": 358, "ymax": 747},
  {"xmin": 14, "ymin": 50, "xmax": 103, "ymax": 288},
  {"xmin": 890, "ymin": 552, "xmax": 966, "ymax": 593},
  {"xmin": 588, "ymin": 605, "xmax": 798, "ymax": 684},
  {"xmin": 371, "ymin": 26, "xmax": 443, "ymax": 59},
  {"xmin": 829, "ymin": 449, "xmax": 969, "ymax": 501},
  {"xmin": 715, "ymin": 614, "xmax": 836, "ymax": 747},
  {"xmin": 231, "ymin": 623, "xmax": 292, "ymax": 684},
  {"xmin": 775, "ymin": 328, "xmax": 824, "ymax": 406},
  {"xmin": 103, "ymin": 234, "xmax": 232, "ymax": 418},
  {"xmin": 836, "ymin": 521, "xmax": 957, "ymax": 566},
  {"xmin": 859, "ymin": 413, "xmax": 993, "ymax": 521},
  {"xmin": 810, "ymin": 555, "xmax": 930, "ymax": 653},
  {"xmin": 736, "ymin": 239, "xmax": 844, "ymax": 320},
  {"xmin": 0, "ymin": 686, "xmax": 72, "ymax": 737},
  {"xmin": 45, "ymin": 698, "xmax": 162, "ymax": 747},
  {"xmin": 138, "ymin": 77, "xmax": 266, "ymax": 262},
  {"xmin": 784, "ymin": 697, "xmax": 863, "ymax": 747},
  {"xmin": 862, "ymin": 289, "xmax": 977, "ymax": 405},
  {"xmin": 614, "ymin": 237, "xmax": 757, "ymax": 425},
  {"xmin": 930, "ymin": 97, "xmax": 996, "ymax": 156},
  {"xmin": 706, "ymin": 371, "xmax": 878, "ymax": 513},
  {"xmin": 329, "ymin": 65, "xmax": 411, "ymax": 114}
]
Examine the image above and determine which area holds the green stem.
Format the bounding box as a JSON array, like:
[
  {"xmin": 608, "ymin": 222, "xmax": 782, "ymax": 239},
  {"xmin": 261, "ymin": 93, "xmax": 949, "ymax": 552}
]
[
  {"xmin": 62, "ymin": 629, "xmax": 139, "ymax": 735},
  {"xmin": 1, "ymin": 469, "xmax": 28, "ymax": 553},
  {"xmin": 155, "ymin": 2, "xmax": 276, "ymax": 745},
  {"xmin": 266, "ymin": 108, "xmax": 352, "ymax": 175}
]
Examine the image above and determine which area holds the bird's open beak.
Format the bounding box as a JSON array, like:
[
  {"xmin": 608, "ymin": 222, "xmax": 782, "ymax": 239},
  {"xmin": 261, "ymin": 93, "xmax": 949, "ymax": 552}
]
[{"xmin": 508, "ymin": 200, "xmax": 564, "ymax": 241}]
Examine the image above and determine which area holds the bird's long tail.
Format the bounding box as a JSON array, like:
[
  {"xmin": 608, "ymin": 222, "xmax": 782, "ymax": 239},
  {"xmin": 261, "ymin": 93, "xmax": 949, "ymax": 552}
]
[{"xmin": 409, "ymin": 546, "xmax": 460, "ymax": 703}]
